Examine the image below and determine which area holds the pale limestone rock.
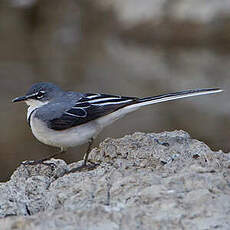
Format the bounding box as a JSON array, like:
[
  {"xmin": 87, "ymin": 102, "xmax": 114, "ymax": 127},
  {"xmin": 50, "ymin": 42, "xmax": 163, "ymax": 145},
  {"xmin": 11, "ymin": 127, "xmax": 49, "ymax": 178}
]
[{"xmin": 1, "ymin": 131, "xmax": 230, "ymax": 229}]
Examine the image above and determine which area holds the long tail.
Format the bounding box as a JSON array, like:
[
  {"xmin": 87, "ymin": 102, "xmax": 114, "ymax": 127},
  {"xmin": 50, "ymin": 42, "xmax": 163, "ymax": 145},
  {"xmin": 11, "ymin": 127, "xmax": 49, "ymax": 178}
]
[
  {"xmin": 126, "ymin": 88, "xmax": 223, "ymax": 109},
  {"xmin": 97, "ymin": 88, "xmax": 222, "ymax": 127}
]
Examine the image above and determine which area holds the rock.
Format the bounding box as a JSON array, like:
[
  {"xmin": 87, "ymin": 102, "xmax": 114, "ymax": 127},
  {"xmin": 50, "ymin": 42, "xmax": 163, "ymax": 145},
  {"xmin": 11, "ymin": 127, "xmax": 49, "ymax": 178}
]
[
  {"xmin": 0, "ymin": 159, "xmax": 68, "ymax": 217},
  {"xmin": 1, "ymin": 130, "xmax": 230, "ymax": 229}
]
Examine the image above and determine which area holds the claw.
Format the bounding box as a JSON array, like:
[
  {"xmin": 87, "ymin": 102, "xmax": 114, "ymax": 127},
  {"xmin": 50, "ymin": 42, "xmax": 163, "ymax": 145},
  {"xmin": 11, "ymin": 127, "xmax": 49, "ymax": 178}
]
[
  {"xmin": 21, "ymin": 160, "xmax": 56, "ymax": 169},
  {"xmin": 68, "ymin": 162, "xmax": 99, "ymax": 174}
]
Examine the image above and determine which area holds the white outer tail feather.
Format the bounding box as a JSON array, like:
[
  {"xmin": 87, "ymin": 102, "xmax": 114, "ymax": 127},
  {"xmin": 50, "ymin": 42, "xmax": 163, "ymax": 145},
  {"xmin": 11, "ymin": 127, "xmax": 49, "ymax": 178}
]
[
  {"xmin": 126, "ymin": 88, "xmax": 223, "ymax": 110},
  {"xmin": 97, "ymin": 88, "xmax": 223, "ymax": 127}
]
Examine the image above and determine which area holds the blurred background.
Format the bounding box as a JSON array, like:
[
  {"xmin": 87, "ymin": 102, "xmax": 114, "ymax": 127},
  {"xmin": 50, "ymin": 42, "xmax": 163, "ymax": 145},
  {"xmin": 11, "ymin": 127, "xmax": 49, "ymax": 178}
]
[{"xmin": 1, "ymin": 0, "xmax": 229, "ymax": 181}]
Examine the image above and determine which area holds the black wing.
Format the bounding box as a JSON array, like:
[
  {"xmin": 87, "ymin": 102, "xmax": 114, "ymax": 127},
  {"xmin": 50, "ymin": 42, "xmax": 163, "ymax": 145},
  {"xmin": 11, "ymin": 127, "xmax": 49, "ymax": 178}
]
[{"xmin": 48, "ymin": 93, "xmax": 138, "ymax": 130}]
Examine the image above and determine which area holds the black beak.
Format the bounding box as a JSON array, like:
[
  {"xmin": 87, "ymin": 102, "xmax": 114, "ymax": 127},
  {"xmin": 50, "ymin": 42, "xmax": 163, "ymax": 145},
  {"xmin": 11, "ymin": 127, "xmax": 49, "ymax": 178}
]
[{"xmin": 12, "ymin": 95, "xmax": 28, "ymax": 103}]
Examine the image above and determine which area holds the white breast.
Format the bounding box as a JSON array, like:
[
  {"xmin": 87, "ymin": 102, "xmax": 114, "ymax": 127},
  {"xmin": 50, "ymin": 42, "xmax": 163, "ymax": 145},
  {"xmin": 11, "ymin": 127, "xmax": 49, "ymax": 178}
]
[
  {"xmin": 26, "ymin": 99, "xmax": 49, "ymax": 121},
  {"xmin": 30, "ymin": 113, "xmax": 101, "ymax": 149}
]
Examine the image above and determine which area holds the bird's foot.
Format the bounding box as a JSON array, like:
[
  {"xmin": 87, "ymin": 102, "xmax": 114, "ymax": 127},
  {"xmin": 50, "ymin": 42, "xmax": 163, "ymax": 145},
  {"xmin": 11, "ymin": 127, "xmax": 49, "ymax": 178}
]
[
  {"xmin": 68, "ymin": 161, "xmax": 99, "ymax": 173},
  {"xmin": 21, "ymin": 159, "xmax": 56, "ymax": 169}
]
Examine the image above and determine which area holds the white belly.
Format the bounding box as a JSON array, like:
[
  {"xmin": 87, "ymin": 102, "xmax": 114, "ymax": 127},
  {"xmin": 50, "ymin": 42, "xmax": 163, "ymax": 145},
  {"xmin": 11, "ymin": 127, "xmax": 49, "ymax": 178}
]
[{"xmin": 30, "ymin": 116, "xmax": 101, "ymax": 148}]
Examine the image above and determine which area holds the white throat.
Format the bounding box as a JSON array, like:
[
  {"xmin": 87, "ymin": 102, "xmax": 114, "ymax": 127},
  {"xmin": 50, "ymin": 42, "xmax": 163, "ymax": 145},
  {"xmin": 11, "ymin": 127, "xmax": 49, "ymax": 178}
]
[{"xmin": 26, "ymin": 99, "xmax": 49, "ymax": 120}]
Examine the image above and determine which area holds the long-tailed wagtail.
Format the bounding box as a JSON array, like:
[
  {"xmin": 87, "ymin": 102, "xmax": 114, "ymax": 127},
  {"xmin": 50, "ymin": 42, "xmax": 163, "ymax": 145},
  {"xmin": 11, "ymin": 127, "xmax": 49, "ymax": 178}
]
[{"xmin": 12, "ymin": 82, "xmax": 222, "ymax": 170}]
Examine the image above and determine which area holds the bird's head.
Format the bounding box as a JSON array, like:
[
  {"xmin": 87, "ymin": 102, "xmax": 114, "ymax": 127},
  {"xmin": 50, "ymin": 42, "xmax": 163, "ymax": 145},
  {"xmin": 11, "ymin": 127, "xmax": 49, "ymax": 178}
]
[{"xmin": 12, "ymin": 82, "xmax": 63, "ymax": 108}]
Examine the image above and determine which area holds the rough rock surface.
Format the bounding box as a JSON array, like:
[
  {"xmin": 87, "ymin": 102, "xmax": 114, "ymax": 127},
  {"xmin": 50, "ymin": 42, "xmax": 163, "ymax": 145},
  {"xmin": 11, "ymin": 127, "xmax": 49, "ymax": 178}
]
[{"xmin": 1, "ymin": 130, "xmax": 230, "ymax": 230}]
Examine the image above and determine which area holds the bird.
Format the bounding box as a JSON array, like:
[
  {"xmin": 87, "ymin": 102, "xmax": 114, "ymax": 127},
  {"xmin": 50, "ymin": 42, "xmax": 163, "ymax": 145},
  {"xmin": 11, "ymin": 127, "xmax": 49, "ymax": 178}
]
[{"xmin": 12, "ymin": 82, "xmax": 222, "ymax": 171}]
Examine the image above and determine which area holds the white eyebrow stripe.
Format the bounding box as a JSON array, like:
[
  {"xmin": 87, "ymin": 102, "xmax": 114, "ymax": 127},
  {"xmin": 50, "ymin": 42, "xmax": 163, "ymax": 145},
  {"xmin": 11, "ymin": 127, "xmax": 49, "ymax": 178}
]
[
  {"xmin": 88, "ymin": 97, "xmax": 121, "ymax": 103},
  {"xmin": 28, "ymin": 91, "xmax": 45, "ymax": 98},
  {"xmin": 92, "ymin": 99, "xmax": 133, "ymax": 106}
]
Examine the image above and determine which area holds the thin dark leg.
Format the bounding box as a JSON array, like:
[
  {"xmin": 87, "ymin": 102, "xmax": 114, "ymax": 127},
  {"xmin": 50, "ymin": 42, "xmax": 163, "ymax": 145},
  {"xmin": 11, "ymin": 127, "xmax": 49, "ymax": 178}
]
[
  {"xmin": 83, "ymin": 138, "xmax": 94, "ymax": 166},
  {"xmin": 68, "ymin": 138, "xmax": 99, "ymax": 173},
  {"xmin": 22, "ymin": 148, "xmax": 67, "ymax": 166}
]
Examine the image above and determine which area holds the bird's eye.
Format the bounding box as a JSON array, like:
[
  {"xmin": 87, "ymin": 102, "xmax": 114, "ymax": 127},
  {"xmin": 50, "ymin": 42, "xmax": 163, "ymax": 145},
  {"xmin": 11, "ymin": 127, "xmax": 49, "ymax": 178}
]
[{"xmin": 36, "ymin": 91, "xmax": 45, "ymax": 99}]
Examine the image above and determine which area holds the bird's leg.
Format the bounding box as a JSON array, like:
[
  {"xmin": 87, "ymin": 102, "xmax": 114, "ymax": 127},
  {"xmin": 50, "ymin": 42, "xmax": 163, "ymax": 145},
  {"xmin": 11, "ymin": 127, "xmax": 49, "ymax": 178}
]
[
  {"xmin": 68, "ymin": 138, "xmax": 99, "ymax": 173},
  {"xmin": 22, "ymin": 148, "xmax": 67, "ymax": 166},
  {"xmin": 83, "ymin": 138, "xmax": 94, "ymax": 166}
]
